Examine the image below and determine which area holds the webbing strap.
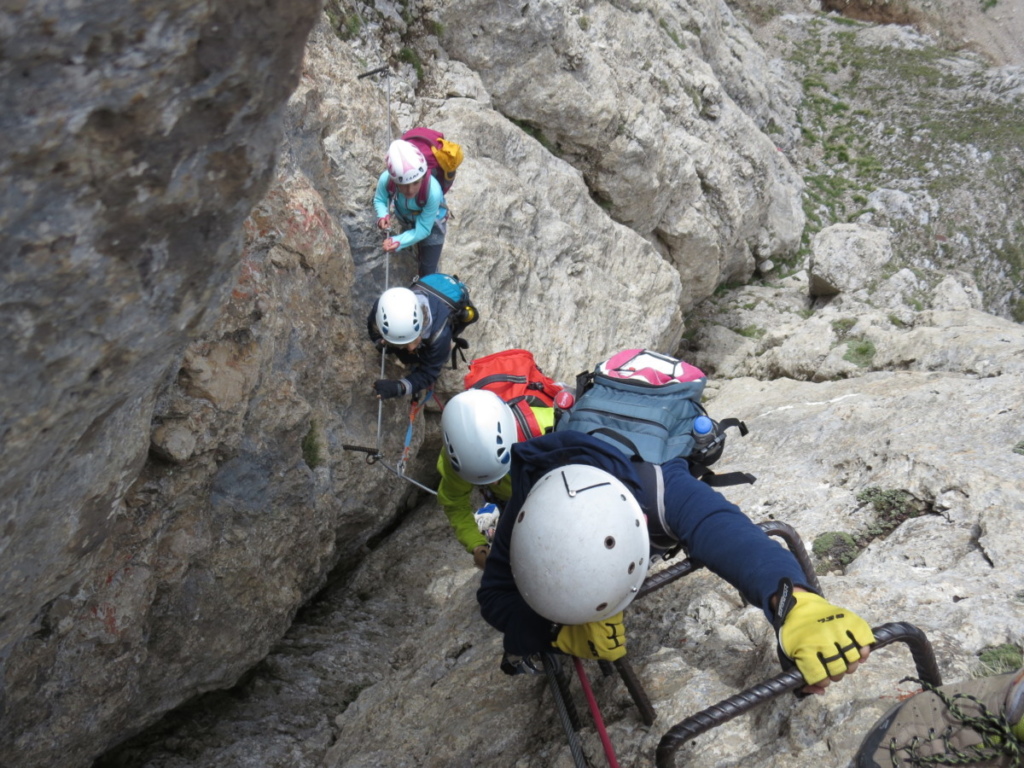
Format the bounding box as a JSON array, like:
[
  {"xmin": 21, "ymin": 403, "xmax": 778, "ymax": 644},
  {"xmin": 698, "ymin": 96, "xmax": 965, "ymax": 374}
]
[
  {"xmin": 700, "ymin": 469, "xmax": 756, "ymax": 487},
  {"xmin": 588, "ymin": 427, "xmax": 641, "ymax": 459},
  {"xmin": 634, "ymin": 461, "xmax": 680, "ymax": 555},
  {"xmin": 400, "ymin": 389, "xmax": 435, "ymax": 473},
  {"xmin": 507, "ymin": 396, "xmax": 544, "ymax": 441},
  {"xmin": 470, "ymin": 373, "xmax": 528, "ymax": 389},
  {"xmin": 717, "ymin": 417, "xmax": 749, "ymax": 437},
  {"xmin": 413, "ymin": 277, "xmax": 458, "ymax": 311}
]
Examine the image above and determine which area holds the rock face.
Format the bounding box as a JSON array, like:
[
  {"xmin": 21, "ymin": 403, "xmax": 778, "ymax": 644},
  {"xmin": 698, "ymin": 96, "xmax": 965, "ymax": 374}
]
[
  {"xmin": 0, "ymin": 1, "xmax": 322, "ymax": 765},
  {"xmin": 2, "ymin": 1, "xmax": 1023, "ymax": 768},
  {"xmin": 92, "ymin": 322, "xmax": 1024, "ymax": 768},
  {"xmin": 808, "ymin": 223, "xmax": 894, "ymax": 298},
  {"xmin": 437, "ymin": 0, "xmax": 806, "ymax": 300},
  {"xmin": 820, "ymin": 0, "xmax": 1024, "ymax": 67}
]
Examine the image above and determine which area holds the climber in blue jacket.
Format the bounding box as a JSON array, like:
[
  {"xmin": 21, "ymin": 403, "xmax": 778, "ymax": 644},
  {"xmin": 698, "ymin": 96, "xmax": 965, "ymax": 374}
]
[
  {"xmin": 374, "ymin": 138, "xmax": 448, "ymax": 277},
  {"xmin": 477, "ymin": 430, "xmax": 874, "ymax": 694}
]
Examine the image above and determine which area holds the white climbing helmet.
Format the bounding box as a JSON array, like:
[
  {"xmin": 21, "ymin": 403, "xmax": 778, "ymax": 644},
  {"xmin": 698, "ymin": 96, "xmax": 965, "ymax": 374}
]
[
  {"xmin": 376, "ymin": 287, "xmax": 423, "ymax": 345},
  {"xmin": 441, "ymin": 389, "xmax": 518, "ymax": 485},
  {"xmin": 510, "ymin": 464, "xmax": 649, "ymax": 625},
  {"xmin": 386, "ymin": 139, "xmax": 428, "ymax": 185}
]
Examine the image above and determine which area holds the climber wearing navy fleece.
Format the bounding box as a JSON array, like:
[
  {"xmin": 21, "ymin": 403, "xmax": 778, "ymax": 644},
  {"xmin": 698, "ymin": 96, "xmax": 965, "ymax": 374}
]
[
  {"xmin": 366, "ymin": 287, "xmax": 453, "ymax": 399},
  {"xmin": 477, "ymin": 430, "xmax": 874, "ymax": 693}
]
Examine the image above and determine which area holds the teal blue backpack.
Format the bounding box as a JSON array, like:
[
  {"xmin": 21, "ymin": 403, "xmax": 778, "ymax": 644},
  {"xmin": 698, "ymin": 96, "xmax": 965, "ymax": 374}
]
[{"xmin": 411, "ymin": 273, "xmax": 479, "ymax": 369}]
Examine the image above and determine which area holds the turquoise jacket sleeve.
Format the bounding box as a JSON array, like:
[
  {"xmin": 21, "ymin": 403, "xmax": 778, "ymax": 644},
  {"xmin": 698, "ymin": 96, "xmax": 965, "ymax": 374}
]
[
  {"xmin": 393, "ymin": 176, "xmax": 447, "ymax": 251},
  {"xmin": 373, "ymin": 171, "xmax": 392, "ymax": 220}
]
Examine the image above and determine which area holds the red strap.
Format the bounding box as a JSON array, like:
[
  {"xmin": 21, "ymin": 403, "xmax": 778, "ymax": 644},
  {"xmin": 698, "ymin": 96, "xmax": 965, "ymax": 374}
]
[{"xmin": 509, "ymin": 399, "xmax": 544, "ymax": 441}]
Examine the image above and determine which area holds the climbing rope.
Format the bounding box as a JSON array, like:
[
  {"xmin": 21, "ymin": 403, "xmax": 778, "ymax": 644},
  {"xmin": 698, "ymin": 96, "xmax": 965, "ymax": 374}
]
[
  {"xmin": 344, "ymin": 63, "xmax": 440, "ymax": 495},
  {"xmin": 358, "ymin": 63, "xmax": 395, "ymax": 456}
]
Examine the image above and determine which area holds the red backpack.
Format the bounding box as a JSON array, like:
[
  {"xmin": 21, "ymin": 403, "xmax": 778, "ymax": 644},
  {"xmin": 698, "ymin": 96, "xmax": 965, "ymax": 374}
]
[
  {"xmin": 463, "ymin": 349, "xmax": 564, "ymax": 441},
  {"xmin": 387, "ymin": 127, "xmax": 464, "ymax": 206}
]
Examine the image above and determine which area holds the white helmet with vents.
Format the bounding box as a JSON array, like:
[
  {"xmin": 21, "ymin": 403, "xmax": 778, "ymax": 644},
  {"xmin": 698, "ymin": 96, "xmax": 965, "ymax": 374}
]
[
  {"xmin": 441, "ymin": 389, "xmax": 518, "ymax": 484},
  {"xmin": 510, "ymin": 464, "xmax": 649, "ymax": 625},
  {"xmin": 376, "ymin": 287, "xmax": 422, "ymax": 345}
]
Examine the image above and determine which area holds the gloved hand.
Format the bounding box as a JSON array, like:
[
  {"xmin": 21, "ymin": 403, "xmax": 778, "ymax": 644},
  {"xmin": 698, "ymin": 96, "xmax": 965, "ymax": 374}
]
[
  {"xmin": 373, "ymin": 379, "xmax": 406, "ymax": 399},
  {"xmin": 552, "ymin": 612, "xmax": 627, "ymax": 662},
  {"xmin": 774, "ymin": 579, "xmax": 874, "ymax": 687},
  {"xmin": 472, "ymin": 545, "xmax": 489, "ymax": 570}
]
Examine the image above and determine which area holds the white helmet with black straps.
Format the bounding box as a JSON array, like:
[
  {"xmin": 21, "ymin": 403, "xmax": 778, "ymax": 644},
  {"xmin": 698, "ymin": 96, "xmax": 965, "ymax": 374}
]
[
  {"xmin": 376, "ymin": 287, "xmax": 423, "ymax": 345},
  {"xmin": 510, "ymin": 464, "xmax": 649, "ymax": 625},
  {"xmin": 386, "ymin": 139, "xmax": 428, "ymax": 184},
  {"xmin": 441, "ymin": 389, "xmax": 518, "ymax": 484}
]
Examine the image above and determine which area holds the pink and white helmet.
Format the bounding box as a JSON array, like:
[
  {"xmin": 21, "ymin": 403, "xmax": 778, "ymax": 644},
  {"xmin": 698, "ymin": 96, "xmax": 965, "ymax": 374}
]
[{"xmin": 386, "ymin": 139, "xmax": 428, "ymax": 184}]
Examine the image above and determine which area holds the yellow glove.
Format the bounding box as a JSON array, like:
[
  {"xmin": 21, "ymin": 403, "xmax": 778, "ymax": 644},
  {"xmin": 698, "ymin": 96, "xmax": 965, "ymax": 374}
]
[
  {"xmin": 552, "ymin": 612, "xmax": 627, "ymax": 662},
  {"xmin": 775, "ymin": 581, "xmax": 874, "ymax": 686}
]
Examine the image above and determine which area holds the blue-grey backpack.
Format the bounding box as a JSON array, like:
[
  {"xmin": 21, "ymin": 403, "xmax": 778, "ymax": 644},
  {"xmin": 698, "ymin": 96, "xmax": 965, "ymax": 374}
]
[{"xmin": 555, "ymin": 349, "xmax": 754, "ymax": 487}]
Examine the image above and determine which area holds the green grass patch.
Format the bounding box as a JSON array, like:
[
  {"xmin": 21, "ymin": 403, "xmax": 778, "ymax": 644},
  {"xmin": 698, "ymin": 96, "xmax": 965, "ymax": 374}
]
[
  {"xmin": 843, "ymin": 337, "xmax": 876, "ymax": 367},
  {"xmin": 976, "ymin": 643, "xmax": 1023, "ymax": 677},
  {"xmin": 831, "ymin": 317, "xmax": 857, "ymax": 339},
  {"xmin": 398, "ymin": 47, "xmax": 424, "ymax": 80},
  {"xmin": 302, "ymin": 421, "xmax": 323, "ymax": 469},
  {"xmin": 324, "ymin": 3, "xmax": 363, "ymax": 40},
  {"xmin": 813, "ymin": 531, "xmax": 860, "ymax": 573},
  {"xmin": 887, "ymin": 313, "xmax": 908, "ymax": 328},
  {"xmin": 509, "ymin": 118, "xmax": 558, "ymax": 155},
  {"xmin": 857, "ymin": 487, "xmax": 926, "ymax": 538}
]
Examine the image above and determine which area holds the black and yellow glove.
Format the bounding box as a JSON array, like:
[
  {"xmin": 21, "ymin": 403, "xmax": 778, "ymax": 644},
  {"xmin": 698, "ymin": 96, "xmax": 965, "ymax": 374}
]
[
  {"xmin": 774, "ymin": 579, "xmax": 874, "ymax": 686},
  {"xmin": 552, "ymin": 612, "xmax": 627, "ymax": 662}
]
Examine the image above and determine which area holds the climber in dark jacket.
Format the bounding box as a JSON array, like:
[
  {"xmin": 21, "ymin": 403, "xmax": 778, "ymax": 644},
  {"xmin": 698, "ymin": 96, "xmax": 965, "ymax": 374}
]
[
  {"xmin": 366, "ymin": 285, "xmax": 453, "ymax": 399},
  {"xmin": 478, "ymin": 430, "xmax": 874, "ymax": 694}
]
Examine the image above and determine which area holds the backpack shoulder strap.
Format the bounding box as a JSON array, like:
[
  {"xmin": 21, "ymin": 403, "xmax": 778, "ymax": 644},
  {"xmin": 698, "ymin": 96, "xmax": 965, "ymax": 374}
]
[
  {"xmin": 506, "ymin": 396, "xmax": 546, "ymax": 440},
  {"xmin": 587, "ymin": 427, "xmax": 642, "ymax": 460},
  {"xmin": 416, "ymin": 173, "xmax": 433, "ymax": 206},
  {"xmin": 633, "ymin": 461, "xmax": 684, "ymax": 559},
  {"xmin": 413, "ymin": 276, "xmax": 458, "ymax": 311}
]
